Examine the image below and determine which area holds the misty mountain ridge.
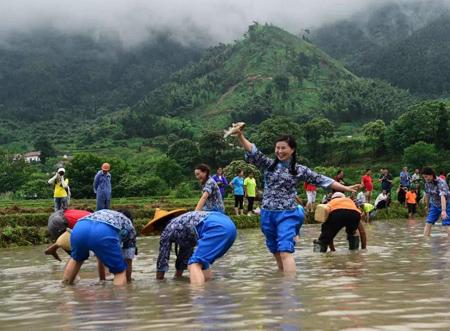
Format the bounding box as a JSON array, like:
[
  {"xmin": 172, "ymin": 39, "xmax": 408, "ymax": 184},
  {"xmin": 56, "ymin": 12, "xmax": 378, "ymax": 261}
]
[
  {"xmin": 313, "ymin": 0, "xmax": 450, "ymax": 95},
  {"xmin": 0, "ymin": 29, "xmax": 203, "ymax": 123}
]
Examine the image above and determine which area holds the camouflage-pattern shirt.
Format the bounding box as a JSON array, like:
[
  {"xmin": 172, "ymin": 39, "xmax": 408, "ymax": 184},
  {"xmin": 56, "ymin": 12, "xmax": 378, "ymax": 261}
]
[
  {"xmin": 245, "ymin": 145, "xmax": 334, "ymax": 210},
  {"xmin": 424, "ymin": 178, "xmax": 450, "ymax": 207},
  {"xmin": 156, "ymin": 211, "xmax": 208, "ymax": 272},
  {"xmin": 202, "ymin": 177, "xmax": 225, "ymax": 213}
]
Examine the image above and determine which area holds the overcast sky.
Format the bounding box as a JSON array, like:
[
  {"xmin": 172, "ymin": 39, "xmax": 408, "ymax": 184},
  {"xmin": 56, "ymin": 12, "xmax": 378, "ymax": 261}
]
[{"xmin": 0, "ymin": 0, "xmax": 446, "ymax": 46}]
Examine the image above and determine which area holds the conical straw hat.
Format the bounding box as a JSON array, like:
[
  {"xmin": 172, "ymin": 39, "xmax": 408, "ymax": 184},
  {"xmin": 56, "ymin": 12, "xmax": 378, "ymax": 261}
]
[{"xmin": 141, "ymin": 208, "xmax": 187, "ymax": 236}]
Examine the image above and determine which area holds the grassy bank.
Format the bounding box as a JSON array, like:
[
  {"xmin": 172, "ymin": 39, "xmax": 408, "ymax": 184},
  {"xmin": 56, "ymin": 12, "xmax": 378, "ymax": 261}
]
[{"xmin": 0, "ymin": 197, "xmax": 424, "ymax": 248}]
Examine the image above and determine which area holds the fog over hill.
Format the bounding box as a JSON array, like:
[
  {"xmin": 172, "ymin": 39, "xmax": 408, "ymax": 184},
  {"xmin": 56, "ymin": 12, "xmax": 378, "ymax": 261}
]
[{"xmin": 2, "ymin": 0, "xmax": 448, "ymax": 46}]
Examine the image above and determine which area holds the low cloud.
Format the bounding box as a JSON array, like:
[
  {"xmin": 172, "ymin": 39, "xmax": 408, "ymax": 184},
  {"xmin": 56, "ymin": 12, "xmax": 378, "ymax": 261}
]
[{"xmin": 0, "ymin": 0, "xmax": 446, "ymax": 46}]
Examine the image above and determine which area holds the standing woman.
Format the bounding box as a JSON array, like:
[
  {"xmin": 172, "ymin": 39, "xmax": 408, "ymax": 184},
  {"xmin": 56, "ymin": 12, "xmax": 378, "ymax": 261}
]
[
  {"xmin": 422, "ymin": 167, "xmax": 450, "ymax": 236},
  {"xmin": 212, "ymin": 167, "xmax": 229, "ymax": 199},
  {"xmin": 235, "ymin": 129, "xmax": 357, "ymax": 273},
  {"xmin": 194, "ymin": 164, "xmax": 225, "ymax": 213},
  {"xmin": 230, "ymin": 170, "xmax": 245, "ymax": 216}
]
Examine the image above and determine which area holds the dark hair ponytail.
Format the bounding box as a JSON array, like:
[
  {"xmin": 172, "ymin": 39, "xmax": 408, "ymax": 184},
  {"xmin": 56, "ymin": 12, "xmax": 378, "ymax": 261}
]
[{"xmin": 268, "ymin": 135, "xmax": 298, "ymax": 176}]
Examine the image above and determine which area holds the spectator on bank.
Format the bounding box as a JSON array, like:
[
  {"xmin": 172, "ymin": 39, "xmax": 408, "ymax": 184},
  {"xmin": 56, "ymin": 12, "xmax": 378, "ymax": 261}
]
[
  {"xmin": 48, "ymin": 168, "xmax": 70, "ymax": 211},
  {"xmin": 400, "ymin": 167, "xmax": 411, "ymax": 188},
  {"xmin": 244, "ymin": 172, "xmax": 257, "ymax": 216},
  {"xmin": 93, "ymin": 163, "xmax": 112, "ymax": 211},
  {"xmin": 379, "ymin": 168, "xmax": 393, "ymax": 205},
  {"xmin": 230, "ymin": 169, "xmax": 245, "ymax": 216},
  {"xmin": 304, "ymin": 182, "xmax": 317, "ymax": 213},
  {"xmin": 361, "ymin": 169, "xmax": 373, "ymax": 203},
  {"xmin": 374, "ymin": 190, "xmax": 389, "ymax": 209},
  {"xmin": 212, "ymin": 167, "xmax": 228, "ymax": 199}
]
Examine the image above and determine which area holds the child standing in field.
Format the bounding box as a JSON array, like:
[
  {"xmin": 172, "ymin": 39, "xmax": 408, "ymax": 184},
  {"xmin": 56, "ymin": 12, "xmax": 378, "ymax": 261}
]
[
  {"xmin": 194, "ymin": 164, "xmax": 225, "ymax": 213},
  {"xmin": 234, "ymin": 127, "xmax": 357, "ymax": 274},
  {"xmin": 244, "ymin": 172, "xmax": 257, "ymax": 216},
  {"xmin": 405, "ymin": 187, "xmax": 417, "ymax": 219}
]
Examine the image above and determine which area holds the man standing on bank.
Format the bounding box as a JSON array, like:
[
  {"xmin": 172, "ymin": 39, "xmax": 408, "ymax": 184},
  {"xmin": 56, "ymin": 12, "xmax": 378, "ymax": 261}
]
[{"xmin": 94, "ymin": 163, "xmax": 112, "ymax": 211}]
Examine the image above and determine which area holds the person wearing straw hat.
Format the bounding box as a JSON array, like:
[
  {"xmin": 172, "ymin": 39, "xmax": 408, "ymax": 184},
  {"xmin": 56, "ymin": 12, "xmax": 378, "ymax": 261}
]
[
  {"xmin": 142, "ymin": 208, "xmax": 237, "ymax": 285},
  {"xmin": 93, "ymin": 163, "xmax": 112, "ymax": 211},
  {"xmin": 313, "ymin": 192, "xmax": 367, "ymax": 253},
  {"xmin": 62, "ymin": 209, "xmax": 136, "ymax": 286}
]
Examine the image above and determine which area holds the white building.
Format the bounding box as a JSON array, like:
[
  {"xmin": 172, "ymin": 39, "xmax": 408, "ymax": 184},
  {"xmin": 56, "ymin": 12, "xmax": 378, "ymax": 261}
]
[{"xmin": 24, "ymin": 151, "xmax": 41, "ymax": 163}]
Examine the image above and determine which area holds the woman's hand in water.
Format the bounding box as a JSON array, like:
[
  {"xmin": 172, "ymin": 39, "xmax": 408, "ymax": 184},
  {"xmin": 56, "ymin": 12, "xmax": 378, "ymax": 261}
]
[{"xmin": 442, "ymin": 210, "xmax": 448, "ymax": 220}]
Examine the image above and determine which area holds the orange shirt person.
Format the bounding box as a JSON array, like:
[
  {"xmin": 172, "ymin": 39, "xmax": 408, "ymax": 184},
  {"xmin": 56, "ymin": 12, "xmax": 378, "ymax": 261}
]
[
  {"xmin": 313, "ymin": 192, "xmax": 367, "ymax": 252},
  {"xmin": 405, "ymin": 188, "xmax": 418, "ymax": 218}
]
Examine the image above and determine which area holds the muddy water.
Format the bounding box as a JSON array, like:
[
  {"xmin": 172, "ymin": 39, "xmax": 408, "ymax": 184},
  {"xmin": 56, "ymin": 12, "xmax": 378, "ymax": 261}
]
[{"xmin": 1, "ymin": 220, "xmax": 450, "ymax": 330}]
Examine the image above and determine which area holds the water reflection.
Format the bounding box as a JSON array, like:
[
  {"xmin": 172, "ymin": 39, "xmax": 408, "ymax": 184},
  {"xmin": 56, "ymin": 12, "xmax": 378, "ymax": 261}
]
[{"xmin": 1, "ymin": 220, "xmax": 450, "ymax": 330}]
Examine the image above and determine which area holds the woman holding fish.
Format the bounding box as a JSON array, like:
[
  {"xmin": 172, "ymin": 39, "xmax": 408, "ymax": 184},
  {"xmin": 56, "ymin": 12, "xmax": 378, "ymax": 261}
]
[{"xmin": 231, "ymin": 123, "xmax": 357, "ymax": 274}]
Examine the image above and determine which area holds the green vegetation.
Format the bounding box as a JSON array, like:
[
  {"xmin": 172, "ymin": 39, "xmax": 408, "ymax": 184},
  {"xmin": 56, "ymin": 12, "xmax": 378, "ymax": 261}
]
[{"xmin": 0, "ymin": 197, "xmax": 425, "ymax": 248}]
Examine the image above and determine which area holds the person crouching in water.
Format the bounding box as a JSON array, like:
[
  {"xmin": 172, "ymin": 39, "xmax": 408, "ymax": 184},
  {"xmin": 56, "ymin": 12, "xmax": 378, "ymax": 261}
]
[
  {"xmin": 62, "ymin": 209, "xmax": 137, "ymax": 286},
  {"xmin": 422, "ymin": 167, "xmax": 450, "ymax": 236},
  {"xmin": 143, "ymin": 209, "xmax": 237, "ymax": 285},
  {"xmin": 194, "ymin": 164, "xmax": 225, "ymax": 213},
  {"xmin": 314, "ymin": 192, "xmax": 367, "ymax": 252},
  {"xmin": 45, "ymin": 209, "xmax": 92, "ymax": 261},
  {"xmin": 235, "ymin": 128, "xmax": 358, "ymax": 274}
]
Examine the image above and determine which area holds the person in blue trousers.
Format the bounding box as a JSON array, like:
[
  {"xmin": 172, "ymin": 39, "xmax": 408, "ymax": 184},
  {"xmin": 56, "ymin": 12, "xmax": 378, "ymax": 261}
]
[
  {"xmin": 93, "ymin": 163, "xmax": 112, "ymax": 210},
  {"xmin": 235, "ymin": 127, "xmax": 358, "ymax": 274},
  {"xmin": 145, "ymin": 210, "xmax": 237, "ymax": 285},
  {"xmin": 422, "ymin": 167, "xmax": 450, "ymax": 236}
]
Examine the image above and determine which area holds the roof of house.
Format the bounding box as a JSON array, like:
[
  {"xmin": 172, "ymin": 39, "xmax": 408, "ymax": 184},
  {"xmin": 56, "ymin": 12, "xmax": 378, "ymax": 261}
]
[{"xmin": 24, "ymin": 151, "xmax": 41, "ymax": 157}]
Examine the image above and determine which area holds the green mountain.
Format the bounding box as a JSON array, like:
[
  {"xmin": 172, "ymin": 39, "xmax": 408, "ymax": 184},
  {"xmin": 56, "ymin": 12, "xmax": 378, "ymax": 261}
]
[
  {"xmin": 0, "ymin": 23, "xmax": 413, "ymax": 155},
  {"xmin": 0, "ymin": 30, "xmax": 202, "ymax": 123},
  {"xmin": 122, "ymin": 23, "xmax": 410, "ymax": 140},
  {"xmin": 313, "ymin": 1, "xmax": 450, "ymax": 96}
]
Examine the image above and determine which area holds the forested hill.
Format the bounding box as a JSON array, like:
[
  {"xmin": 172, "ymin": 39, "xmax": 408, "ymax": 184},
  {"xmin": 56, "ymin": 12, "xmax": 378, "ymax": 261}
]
[
  {"xmin": 313, "ymin": 1, "xmax": 450, "ymax": 96},
  {"xmin": 0, "ymin": 30, "xmax": 202, "ymax": 123},
  {"xmin": 122, "ymin": 23, "xmax": 410, "ymax": 140}
]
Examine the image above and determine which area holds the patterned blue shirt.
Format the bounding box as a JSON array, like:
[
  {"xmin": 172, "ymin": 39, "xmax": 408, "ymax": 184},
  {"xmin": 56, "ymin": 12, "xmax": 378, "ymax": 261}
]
[
  {"xmin": 245, "ymin": 145, "xmax": 334, "ymax": 210},
  {"xmin": 424, "ymin": 178, "xmax": 450, "ymax": 207},
  {"xmin": 156, "ymin": 211, "xmax": 208, "ymax": 272},
  {"xmin": 202, "ymin": 177, "xmax": 225, "ymax": 212},
  {"xmin": 80, "ymin": 209, "xmax": 137, "ymax": 259},
  {"xmin": 400, "ymin": 171, "xmax": 411, "ymax": 187}
]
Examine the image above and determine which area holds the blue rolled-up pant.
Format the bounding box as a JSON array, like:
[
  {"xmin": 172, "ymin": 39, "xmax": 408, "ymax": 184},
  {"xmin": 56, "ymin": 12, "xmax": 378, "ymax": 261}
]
[
  {"xmin": 188, "ymin": 212, "xmax": 237, "ymax": 270},
  {"xmin": 260, "ymin": 207, "xmax": 304, "ymax": 254},
  {"xmin": 70, "ymin": 219, "xmax": 127, "ymax": 274}
]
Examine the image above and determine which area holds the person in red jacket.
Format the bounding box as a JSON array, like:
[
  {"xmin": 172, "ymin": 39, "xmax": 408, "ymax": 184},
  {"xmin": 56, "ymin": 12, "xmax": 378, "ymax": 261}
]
[
  {"xmin": 361, "ymin": 169, "xmax": 373, "ymax": 203},
  {"xmin": 45, "ymin": 209, "xmax": 92, "ymax": 261}
]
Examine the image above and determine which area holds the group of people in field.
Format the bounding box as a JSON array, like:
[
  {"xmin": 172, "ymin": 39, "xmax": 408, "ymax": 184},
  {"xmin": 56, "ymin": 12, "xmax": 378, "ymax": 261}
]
[{"xmin": 44, "ymin": 125, "xmax": 450, "ymax": 286}]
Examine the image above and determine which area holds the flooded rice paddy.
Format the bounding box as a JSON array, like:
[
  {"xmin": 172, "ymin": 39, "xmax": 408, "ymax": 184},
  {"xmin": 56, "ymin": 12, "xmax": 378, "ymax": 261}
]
[{"xmin": 1, "ymin": 219, "xmax": 450, "ymax": 330}]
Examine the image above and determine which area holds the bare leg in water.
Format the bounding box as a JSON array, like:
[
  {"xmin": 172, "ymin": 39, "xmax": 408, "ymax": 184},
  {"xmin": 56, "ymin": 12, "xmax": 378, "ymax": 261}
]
[{"xmin": 188, "ymin": 263, "xmax": 205, "ymax": 285}]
